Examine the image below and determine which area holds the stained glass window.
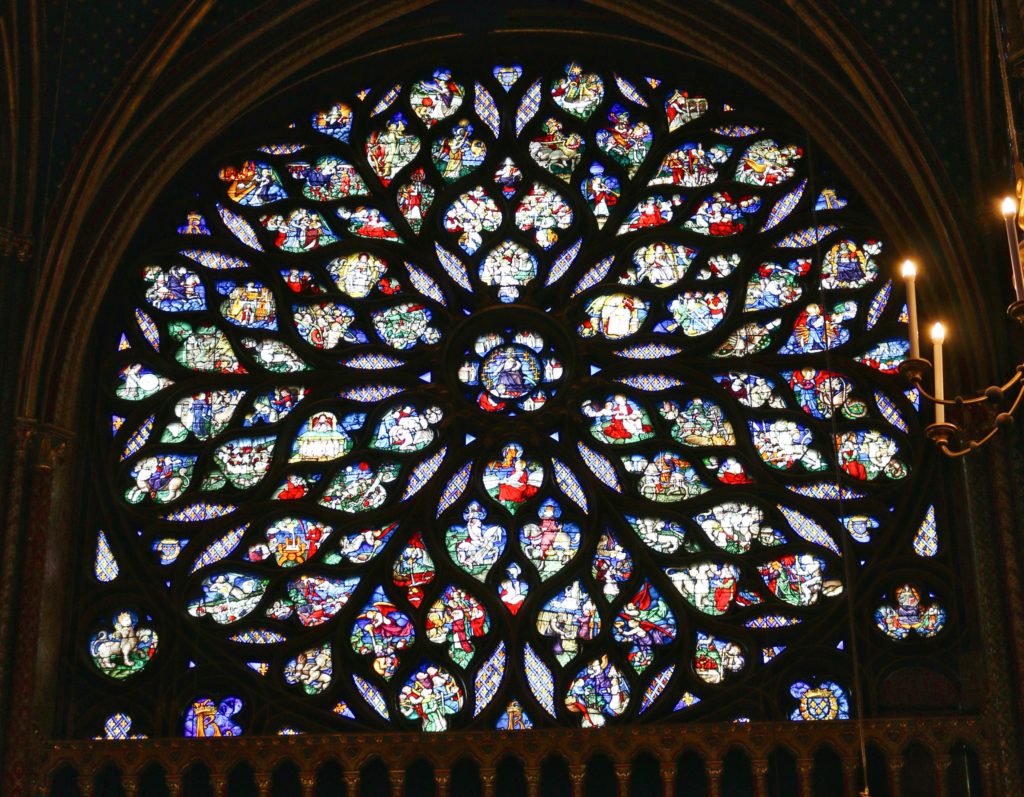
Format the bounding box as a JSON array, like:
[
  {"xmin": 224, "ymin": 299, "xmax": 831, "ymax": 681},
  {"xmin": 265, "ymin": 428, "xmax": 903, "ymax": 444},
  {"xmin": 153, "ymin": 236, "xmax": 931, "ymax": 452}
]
[{"xmin": 82, "ymin": 57, "xmax": 944, "ymax": 736}]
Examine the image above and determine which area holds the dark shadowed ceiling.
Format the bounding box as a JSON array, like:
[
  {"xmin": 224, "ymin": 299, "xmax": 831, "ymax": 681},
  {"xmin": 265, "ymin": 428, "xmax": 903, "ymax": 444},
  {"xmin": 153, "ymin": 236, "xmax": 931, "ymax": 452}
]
[{"xmin": 39, "ymin": 0, "xmax": 975, "ymax": 214}]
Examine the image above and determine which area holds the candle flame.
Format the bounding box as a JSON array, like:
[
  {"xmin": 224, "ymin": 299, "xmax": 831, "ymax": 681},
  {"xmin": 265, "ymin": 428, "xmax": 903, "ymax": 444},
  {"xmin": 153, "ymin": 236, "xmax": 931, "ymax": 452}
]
[
  {"xmin": 931, "ymin": 322, "xmax": 946, "ymax": 343},
  {"xmin": 900, "ymin": 259, "xmax": 917, "ymax": 279},
  {"xmin": 1002, "ymin": 197, "xmax": 1018, "ymax": 217}
]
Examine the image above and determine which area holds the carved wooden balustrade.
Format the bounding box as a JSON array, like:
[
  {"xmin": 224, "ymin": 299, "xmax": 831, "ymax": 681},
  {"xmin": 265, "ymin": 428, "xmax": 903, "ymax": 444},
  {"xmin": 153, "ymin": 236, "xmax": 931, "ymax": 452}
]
[{"xmin": 39, "ymin": 716, "xmax": 991, "ymax": 797}]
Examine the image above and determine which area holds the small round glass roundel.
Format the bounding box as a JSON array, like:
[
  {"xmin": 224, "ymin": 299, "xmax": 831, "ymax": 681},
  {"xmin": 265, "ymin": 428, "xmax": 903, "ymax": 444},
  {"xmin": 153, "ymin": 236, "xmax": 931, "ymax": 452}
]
[
  {"xmin": 459, "ymin": 330, "xmax": 564, "ymax": 413},
  {"xmin": 481, "ymin": 346, "xmax": 541, "ymax": 399}
]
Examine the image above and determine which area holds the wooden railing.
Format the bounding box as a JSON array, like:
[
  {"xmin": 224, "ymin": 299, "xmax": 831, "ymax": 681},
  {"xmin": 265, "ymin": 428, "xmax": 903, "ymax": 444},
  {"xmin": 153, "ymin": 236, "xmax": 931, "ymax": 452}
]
[{"xmin": 40, "ymin": 717, "xmax": 993, "ymax": 797}]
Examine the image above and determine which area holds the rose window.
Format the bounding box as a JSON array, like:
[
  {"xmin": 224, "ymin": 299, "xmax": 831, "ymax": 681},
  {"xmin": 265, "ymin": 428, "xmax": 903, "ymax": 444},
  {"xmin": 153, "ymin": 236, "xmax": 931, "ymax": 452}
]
[{"xmin": 91, "ymin": 60, "xmax": 926, "ymax": 736}]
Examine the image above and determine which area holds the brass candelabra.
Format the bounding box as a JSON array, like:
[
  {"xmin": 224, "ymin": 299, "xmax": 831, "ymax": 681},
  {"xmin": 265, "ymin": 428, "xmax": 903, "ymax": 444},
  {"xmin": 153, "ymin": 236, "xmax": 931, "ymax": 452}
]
[{"xmin": 897, "ymin": 197, "xmax": 1024, "ymax": 456}]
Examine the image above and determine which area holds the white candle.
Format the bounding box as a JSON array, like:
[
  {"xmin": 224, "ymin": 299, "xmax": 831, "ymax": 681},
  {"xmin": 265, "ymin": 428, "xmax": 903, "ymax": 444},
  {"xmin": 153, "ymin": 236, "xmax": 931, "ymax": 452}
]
[
  {"xmin": 932, "ymin": 322, "xmax": 945, "ymax": 424},
  {"xmin": 901, "ymin": 260, "xmax": 920, "ymax": 359},
  {"xmin": 1002, "ymin": 197, "xmax": 1024, "ymax": 301}
]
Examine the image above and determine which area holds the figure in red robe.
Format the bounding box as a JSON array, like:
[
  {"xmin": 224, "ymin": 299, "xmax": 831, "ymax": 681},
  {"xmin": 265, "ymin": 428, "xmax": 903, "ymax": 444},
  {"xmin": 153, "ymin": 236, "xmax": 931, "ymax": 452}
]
[{"xmin": 498, "ymin": 458, "xmax": 538, "ymax": 504}]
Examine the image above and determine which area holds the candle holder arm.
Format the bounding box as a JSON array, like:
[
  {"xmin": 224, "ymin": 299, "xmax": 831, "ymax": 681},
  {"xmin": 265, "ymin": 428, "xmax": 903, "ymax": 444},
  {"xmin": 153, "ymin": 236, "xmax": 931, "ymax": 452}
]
[
  {"xmin": 905, "ymin": 365, "xmax": 1024, "ymax": 406},
  {"xmin": 920, "ymin": 377, "xmax": 1024, "ymax": 457}
]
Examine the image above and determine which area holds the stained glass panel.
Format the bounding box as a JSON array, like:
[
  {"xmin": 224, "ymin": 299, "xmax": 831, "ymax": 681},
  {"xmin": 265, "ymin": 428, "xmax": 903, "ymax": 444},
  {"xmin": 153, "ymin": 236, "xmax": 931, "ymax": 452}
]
[
  {"xmin": 875, "ymin": 585, "xmax": 946, "ymax": 639},
  {"xmin": 86, "ymin": 57, "xmax": 937, "ymax": 737}
]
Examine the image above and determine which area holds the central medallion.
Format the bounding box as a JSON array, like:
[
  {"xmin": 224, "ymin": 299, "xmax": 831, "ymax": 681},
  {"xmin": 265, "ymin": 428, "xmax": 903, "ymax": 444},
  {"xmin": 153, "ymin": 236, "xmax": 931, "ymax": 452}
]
[
  {"xmin": 458, "ymin": 329, "xmax": 564, "ymax": 413},
  {"xmin": 480, "ymin": 344, "xmax": 542, "ymax": 400}
]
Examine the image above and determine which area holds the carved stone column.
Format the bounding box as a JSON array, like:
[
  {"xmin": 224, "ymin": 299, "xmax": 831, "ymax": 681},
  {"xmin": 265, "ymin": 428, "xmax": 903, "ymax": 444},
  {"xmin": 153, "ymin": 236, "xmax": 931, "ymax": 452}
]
[
  {"xmin": 345, "ymin": 769, "xmax": 361, "ymax": 797},
  {"xmin": 0, "ymin": 425, "xmax": 37, "ymax": 739},
  {"xmin": 389, "ymin": 767, "xmax": 404, "ymax": 797},
  {"xmin": 661, "ymin": 763, "xmax": 676, "ymax": 797},
  {"xmin": 887, "ymin": 757, "xmax": 904, "ymax": 797},
  {"xmin": 525, "ymin": 767, "xmax": 540, "ymax": 797},
  {"xmin": 751, "ymin": 759, "xmax": 769, "ymax": 797},
  {"xmin": 796, "ymin": 758, "xmax": 814, "ymax": 797},
  {"xmin": 706, "ymin": 760, "xmax": 723, "ymax": 797},
  {"xmin": 569, "ymin": 764, "xmax": 585, "ymax": 797},
  {"xmin": 78, "ymin": 772, "xmax": 95, "ymax": 797},
  {"xmin": 842, "ymin": 757, "xmax": 860, "ymax": 797},
  {"xmin": 615, "ymin": 764, "xmax": 630, "ymax": 797},
  {"xmin": 933, "ymin": 753, "xmax": 952, "ymax": 797},
  {"xmin": 301, "ymin": 773, "xmax": 316, "ymax": 797},
  {"xmin": 211, "ymin": 769, "xmax": 229, "ymax": 797},
  {"xmin": 256, "ymin": 770, "xmax": 272, "ymax": 797},
  {"xmin": 436, "ymin": 768, "xmax": 452, "ymax": 797},
  {"xmin": 963, "ymin": 447, "xmax": 1022, "ymax": 797},
  {"xmin": 1, "ymin": 424, "xmax": 72, "ymax": 796},
  {"xmin": 166, "ymin": 775, "xmax": 183, "ymax": 797}
]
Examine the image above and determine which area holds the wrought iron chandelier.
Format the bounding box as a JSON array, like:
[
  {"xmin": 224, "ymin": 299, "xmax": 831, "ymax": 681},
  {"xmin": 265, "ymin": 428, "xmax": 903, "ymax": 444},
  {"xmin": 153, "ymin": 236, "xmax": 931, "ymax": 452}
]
[
  {"xmin": 898, "ymin": 2, "xmax": 1024, "ymax": 458},
  {"xmin": 897, "ymin": 243, "xmax": 1024, "ymax": 457}
]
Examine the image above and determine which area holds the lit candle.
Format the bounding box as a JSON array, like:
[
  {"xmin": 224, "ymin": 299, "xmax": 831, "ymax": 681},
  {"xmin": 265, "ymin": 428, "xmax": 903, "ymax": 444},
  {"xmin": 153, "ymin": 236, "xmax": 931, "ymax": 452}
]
[
  {"xmin": 1001, "ymin": 197, "xmax": 1024, "ymax": 301},
  {"xmin": 931, "ymin": 322, "xmax": 945, "ymax": 424},
  {"xmin": 901, "ymin": 259, "xmax": 920, "ymax": 359}
]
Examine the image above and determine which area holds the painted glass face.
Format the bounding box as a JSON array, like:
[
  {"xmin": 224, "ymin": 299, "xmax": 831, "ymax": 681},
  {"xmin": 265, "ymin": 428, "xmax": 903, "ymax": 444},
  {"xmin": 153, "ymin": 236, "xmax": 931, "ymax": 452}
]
[{"xmin": 90, "ymin": 58, "xmax": 935, "ymax": 738}]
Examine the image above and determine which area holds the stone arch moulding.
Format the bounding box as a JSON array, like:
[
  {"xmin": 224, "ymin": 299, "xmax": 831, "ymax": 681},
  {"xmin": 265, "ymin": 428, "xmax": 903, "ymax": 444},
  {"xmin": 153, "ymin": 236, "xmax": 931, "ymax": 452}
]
[{"xmin": 17, "ymin": 0, "xmax": 988, "ymax": 431}]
